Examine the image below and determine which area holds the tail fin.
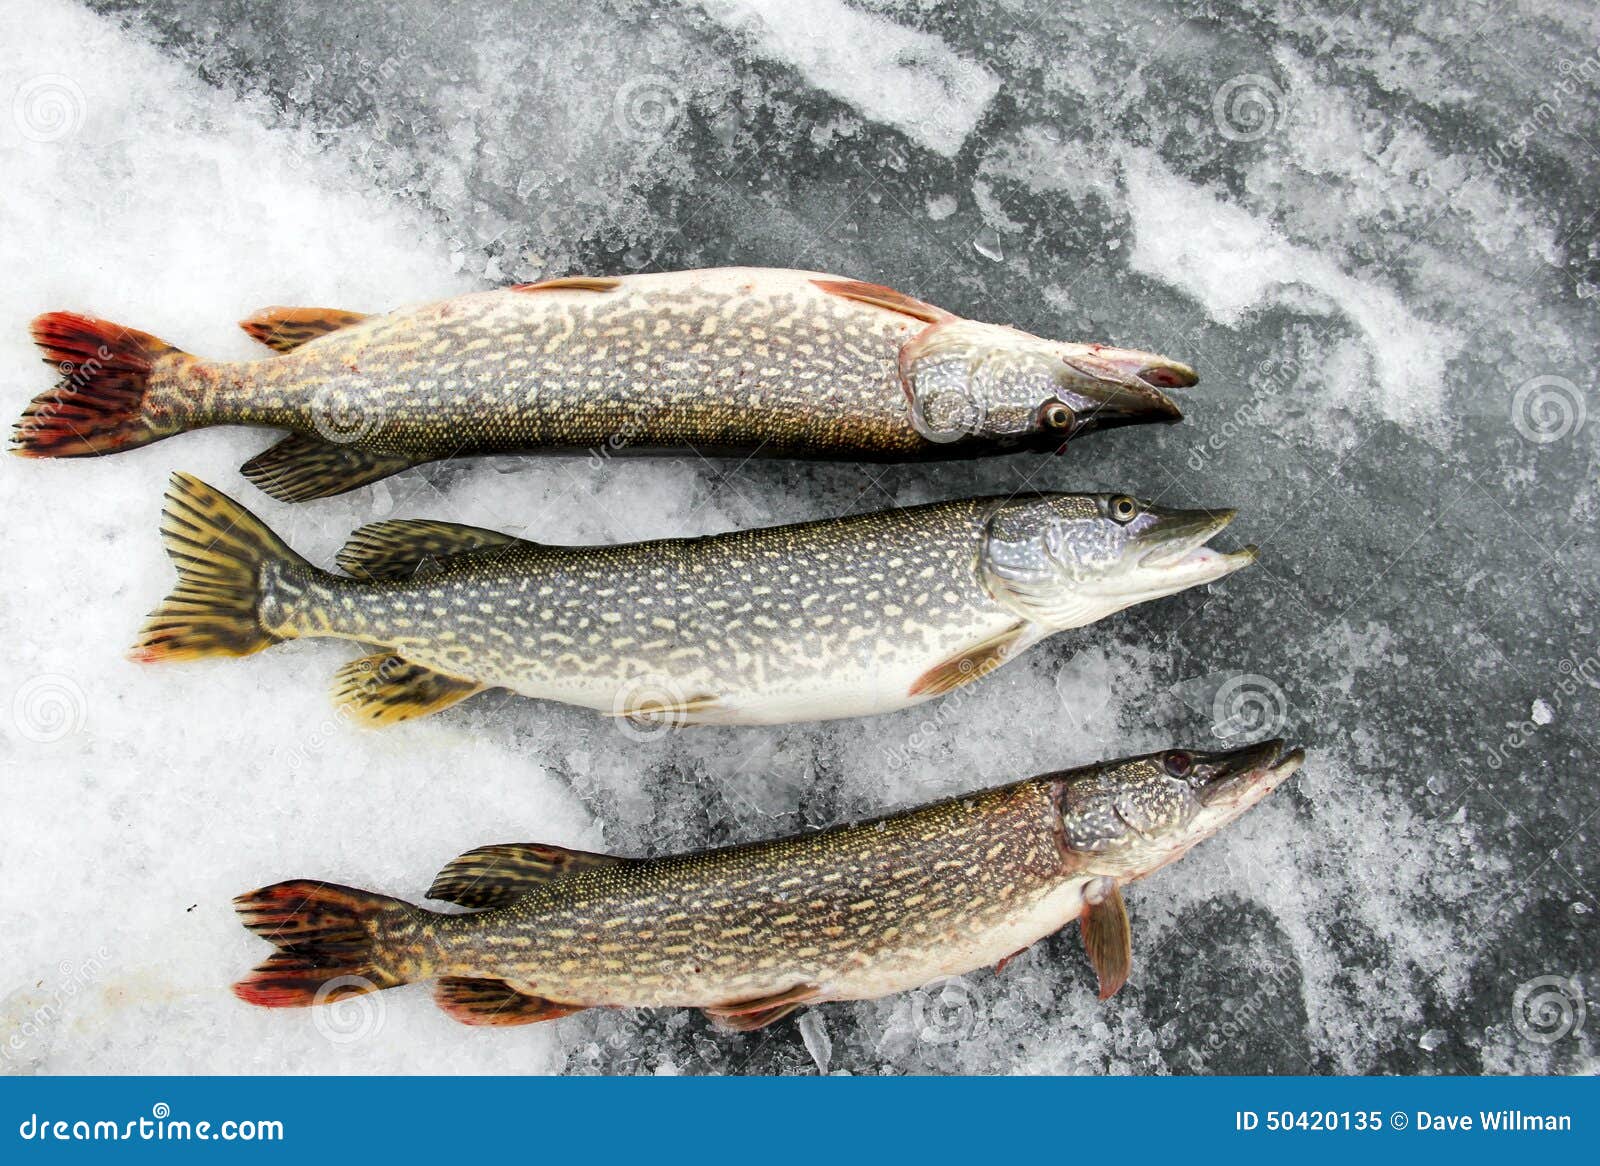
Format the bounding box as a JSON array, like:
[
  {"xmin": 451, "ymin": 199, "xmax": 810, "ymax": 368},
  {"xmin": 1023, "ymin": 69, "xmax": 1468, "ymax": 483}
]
[
  {"xmin": 130, "ymin": 472, "xmax": 311, "ymax": 663},
  {"xmin": 13, "ymin": 311, "xmax": 186, "ymax": 457},
  {"xmin": 232, "ymin": 879, "xmax": 413, "ymax": 1008}
]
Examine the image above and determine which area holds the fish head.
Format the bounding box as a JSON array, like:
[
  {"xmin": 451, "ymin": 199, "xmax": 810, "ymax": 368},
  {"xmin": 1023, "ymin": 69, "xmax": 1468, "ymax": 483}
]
[
  {"xmin": 900, "ymin": 320, "xmax": 1191, "ymax": 450},
  {"xmin": 1052, "ymin": 740, "xmax": 1303, "ymax": 878},
  {"xmin": 979, "ymin": 493, "xmax": 1256, "ymax": 629}
]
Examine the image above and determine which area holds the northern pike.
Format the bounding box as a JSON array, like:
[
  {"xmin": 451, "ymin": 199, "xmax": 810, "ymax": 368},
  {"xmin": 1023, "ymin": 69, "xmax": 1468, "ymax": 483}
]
[
  {"xmin": 13, "ymin": 269, "xmax": 1195, "ymax": 501},
  {"xmin": 233, "ymin": 740, "xmax": 1303, "ymax": 1028},
  {"xmin": 131, "ymin": 474, "xmax": 1255, "ymax": 727}
]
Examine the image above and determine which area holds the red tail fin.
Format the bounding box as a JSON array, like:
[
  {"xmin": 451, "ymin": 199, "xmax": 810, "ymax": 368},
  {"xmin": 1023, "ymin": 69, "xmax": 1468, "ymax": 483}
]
[
  {"xmin": 232, "ymin": 879, "xmax": 412, "ymax": 1008},
  {"xmin": 12, "ymin": 311, "xmax": 184, "ymax": 457}
]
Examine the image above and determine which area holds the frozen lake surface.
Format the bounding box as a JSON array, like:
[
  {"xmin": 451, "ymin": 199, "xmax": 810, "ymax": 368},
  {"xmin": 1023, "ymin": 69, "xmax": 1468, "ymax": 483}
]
[{"xmin": 1, "ymin": 0, "xmax": 1595, "ymax": 1074}]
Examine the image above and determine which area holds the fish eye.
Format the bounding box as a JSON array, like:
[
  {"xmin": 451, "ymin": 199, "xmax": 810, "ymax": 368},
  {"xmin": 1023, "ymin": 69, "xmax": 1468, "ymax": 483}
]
[
  {"xmin": 1109, "ymin": 495, "xmax": 1139, "ymax": 524},
  {"xmin": 1039, "ymin": 401, "xmax": 1074, "ymax": 430},
  {"xmin": 1163, "ymin": 750, "xmax": 1193, "ymax": 777}
]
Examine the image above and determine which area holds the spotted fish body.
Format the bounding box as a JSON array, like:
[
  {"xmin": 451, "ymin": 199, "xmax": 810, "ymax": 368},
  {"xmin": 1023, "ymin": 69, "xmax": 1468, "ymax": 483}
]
[
  {"xmin": 15, "ymin": 269, "xmax": 1196, "ymax": 501},
  {"xmin": 233, "ymin": 743, "xmax": 1303, "ymax": 1028},
  {"xmin": 131, "ymin": 475, "xmax": 1254, "ymax": 728}
]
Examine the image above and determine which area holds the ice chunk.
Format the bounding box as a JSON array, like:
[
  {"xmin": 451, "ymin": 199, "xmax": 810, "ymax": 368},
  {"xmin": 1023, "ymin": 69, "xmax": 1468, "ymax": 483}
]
[
  {"xmin": 797, "ymin": 1010, "xmax": 832, "ymax": 1074},
  {"xmin": 696, "ymin": 1, "xmax": 999, "ymax": 156},
  {"xmin": 1122, "ymin": 149, "xmax": 1461, "ymax": 439}
]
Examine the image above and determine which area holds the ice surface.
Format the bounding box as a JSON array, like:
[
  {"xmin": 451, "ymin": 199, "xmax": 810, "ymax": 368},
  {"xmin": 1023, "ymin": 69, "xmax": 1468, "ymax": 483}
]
[{"xmin": 2, "ymin": 0, "xmax": 1596, "ymax": 1076}]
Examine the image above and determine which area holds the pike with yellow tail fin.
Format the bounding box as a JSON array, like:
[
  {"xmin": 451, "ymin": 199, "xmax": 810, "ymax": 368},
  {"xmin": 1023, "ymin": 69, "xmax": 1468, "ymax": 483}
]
[
  {"xmin": 232, "ymin": 742, "xmax": 1303, "ymax": 1029},
  {"xmin": 12, "ymin": 268, "xmax": 1195, "ymax": 501},
  {"xmin": 130, "ymin": 474, "xmax": 1255, "ymax": 728}
]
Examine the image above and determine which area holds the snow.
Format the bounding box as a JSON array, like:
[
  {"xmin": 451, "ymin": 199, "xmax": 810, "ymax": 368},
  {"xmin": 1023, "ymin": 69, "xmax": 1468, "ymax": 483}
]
[{"xmin": 2, "ymin": 0, "xmax": 1596, "ymax": 1076}]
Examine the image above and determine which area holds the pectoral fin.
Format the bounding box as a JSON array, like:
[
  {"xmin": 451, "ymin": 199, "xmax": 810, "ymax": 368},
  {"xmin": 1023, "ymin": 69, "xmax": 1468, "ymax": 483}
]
[
  {"xmin": 704, "ymin": 984, "xmax": 821, "ymax": 1032},
  {"xmin": 337, "ymin": 519, "xmax": 536, "ymax": 581},
  {"xmin": 909, "ymin": 624, "xmax": 1027, "ymax": 697},
  {"xmin": 241, "ymin": 435, "xmax": 414, "ymax": 503},
  {"xmin": 812, "ymin": 279, "xmax": 953, "ymax": 325},
  {"xmin": 434, "ymin": 978, "xmax": 585, "ymax": 1026},
  {"xmin": 239, "ymin": 306, "xmax": 370, "ymax": 353},
  {"xmin": 331, "ymin": 653, "xmax": 483, "ymax": 726},
  {"xmin": 429, "ymin": 843, "xmax": 629, "ymax": 908},
  {"xmin": 1080, "ymin": 878, "xmax": 1132, "ymax": 1000}
]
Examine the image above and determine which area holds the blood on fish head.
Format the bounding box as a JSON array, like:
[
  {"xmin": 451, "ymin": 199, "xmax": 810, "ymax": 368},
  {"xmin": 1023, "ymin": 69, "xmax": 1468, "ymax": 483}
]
[{"xmin": 899, "ymin": 321, "xmax": 1190, "ymax": 450}]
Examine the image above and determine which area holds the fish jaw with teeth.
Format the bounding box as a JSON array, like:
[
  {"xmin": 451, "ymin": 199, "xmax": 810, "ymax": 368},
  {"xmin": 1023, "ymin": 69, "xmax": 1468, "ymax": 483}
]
[{"xmin": 979, "ymin": 493, "xmax": 1257, "ymax": 630}]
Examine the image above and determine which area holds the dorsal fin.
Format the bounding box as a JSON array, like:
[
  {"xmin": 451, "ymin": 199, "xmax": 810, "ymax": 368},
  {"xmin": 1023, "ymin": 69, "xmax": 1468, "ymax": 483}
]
[
  {"xmin": 511, "ymin": 276, "xmax": 622, "ymax": 293},
  {"xmin": 428, "ymin": 843, "xmax": 629, "ymax": 908},
  {"xmin": 811, "ymin": 279, "xmax": 953, "ymax": 325},
  {"xmin": 336, "ymin": 519, "xmax": 535, "ymax": 581},
  {"xmin": 239, "ymin": 306, "xmax": 369, "ymax": 353}
]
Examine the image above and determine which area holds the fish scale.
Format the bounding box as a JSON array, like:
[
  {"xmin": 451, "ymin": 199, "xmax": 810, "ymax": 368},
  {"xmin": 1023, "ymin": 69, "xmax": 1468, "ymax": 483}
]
[
  {"xmin": 132, "ymin": 475, "xmax": 1255, "ymax": 727},
  {"xmin": 184, "ymin": 279, "xmax": 920, "ymax": 457},
  {"xmin": 268, "ymin": 497, "xmax": 1013, "ymax": 721},
  {"xmin": 231, "ymin": 743, "xmax": 1302, "ymax": 1026},
  {"xmin": 15, "ymin": 268, "xmax": 1196, "ymax": 501},
  {"xmin": 407, "ymin": 781, "xmax": 1071, "ymax": 1007}
]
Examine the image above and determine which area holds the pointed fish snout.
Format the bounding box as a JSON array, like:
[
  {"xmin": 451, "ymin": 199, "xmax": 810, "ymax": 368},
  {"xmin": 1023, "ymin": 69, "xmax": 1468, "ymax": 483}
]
[{"xmin": 1056, "ymin": 346, "xmax": 1195, "ymax": 435}]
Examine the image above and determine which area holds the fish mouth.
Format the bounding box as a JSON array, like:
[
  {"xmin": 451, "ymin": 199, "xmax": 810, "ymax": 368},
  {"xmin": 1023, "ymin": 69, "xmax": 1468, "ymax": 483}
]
[
  {"xmin": 1197, "ymin": 739, "xmax": 1305, "ymax": 808},
  {"xmin": 1055, "ymin": 345, "xmax": 1192, "ymax": 437},
  {"xmin": 1135, "ymin": 507, "xmax": 1257, "ymax": 582}
]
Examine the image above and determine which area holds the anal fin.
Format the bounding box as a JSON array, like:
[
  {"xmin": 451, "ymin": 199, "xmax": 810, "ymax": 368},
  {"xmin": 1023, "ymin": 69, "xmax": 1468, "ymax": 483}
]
[
  {"xmin": 1080, "ymin": 878, "xmax": 1132, "ymax": 1001},
  {"xmin": 429, "ymin": 843, "xmax": 629, "ymax": 908},
  {"xmin": 332, "ymin": 653, "xmax": 483, "ymax": 727},
  {"xmin": 910, "ymin": 624, "xmax": 1027, "ymax": 697},
  {"xmin": 704, "ymin": 984, "xmax": 821, "ymax": 1033},
  {"xmin": 434, "ymin": 977, "xmax": 585, "ymax": 1026},
  {"xmin": 337, "ymin": 519, "xmax": 535, "ymax": 581},
  {"xmin": 242, "ymin": 434, "xmax": 414, "ymax": 503},
  {"xmin": 240, "ymin": 306, "xmax": 369, "ymax": 353}
]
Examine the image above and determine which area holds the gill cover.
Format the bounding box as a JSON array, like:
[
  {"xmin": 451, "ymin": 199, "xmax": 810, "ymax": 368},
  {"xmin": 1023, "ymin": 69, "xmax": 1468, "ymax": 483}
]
[{"xmin": 901, "ymin": 321, "xmax": 1069, "ymax": 443}]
